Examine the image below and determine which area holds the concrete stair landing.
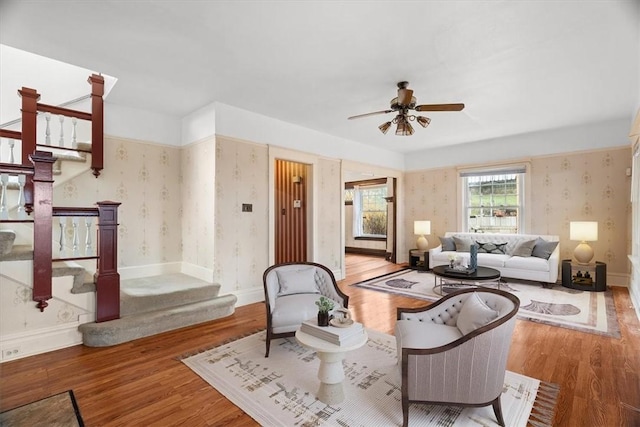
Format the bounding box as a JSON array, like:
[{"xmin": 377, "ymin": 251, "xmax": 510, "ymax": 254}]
[{"xmin": 79, "ymin": 273, "xmax": 237, "ymax": 347}]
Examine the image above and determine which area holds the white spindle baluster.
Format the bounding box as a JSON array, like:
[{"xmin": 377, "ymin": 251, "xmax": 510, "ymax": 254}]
[
  {"xmin": 85, "ymin": 217, "xmax": 93, "ymax": 254},
  {"xmin": 58, "ymin": 115, "xmax": 65, "ymax": 147},
  {"xmin": 45, "ymin": 112, "xmax": 52, "ymax": 145},
  {"xmin": 72, "ymin": 217, "xmax": 79, "ymax": 254},
  {"xmin": 71, "ymin": 117, "xmax": 77, "ymax": 148},
  {"xmin": 8, "ymin": 140, "xmax": 15, "ymax": 164},
  {"xmin": 59, "ymin": 217, "xmax": 67, "ymax": 253},
  {"xmin": 16, "ymin": 174, "xmax": 27, "ymax": 220},
  {"xmin": 0, "ymin": 174, "xmax": 8, "ymax": 220}
]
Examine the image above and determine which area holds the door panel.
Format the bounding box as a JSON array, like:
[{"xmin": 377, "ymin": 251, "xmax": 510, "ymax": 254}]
[{"xmin": 275, "ymin": 159, "xmax": 307, "ymax": 263}]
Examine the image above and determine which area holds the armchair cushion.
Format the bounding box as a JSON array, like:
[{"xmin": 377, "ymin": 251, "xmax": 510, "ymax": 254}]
[
  {"xmin": 276, "ymin": 267, "xmax": 319, "ymax": 296},
  {"xmin": 456, "ymin": 292, "xmax": 499, "ymax": 335},
  {"xmin": 271, "ymin": 293, "xmax": 340, "ymax": 334}
]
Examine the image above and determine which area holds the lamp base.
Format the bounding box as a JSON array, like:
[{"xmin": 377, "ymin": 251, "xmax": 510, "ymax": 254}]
[
  {"xmin": 573, "ymin": 241, "xmax": 594, "ymax": 265},
  {"xmin": 416, "ymin": 235, "xmax": 428, "ymax": 251}
]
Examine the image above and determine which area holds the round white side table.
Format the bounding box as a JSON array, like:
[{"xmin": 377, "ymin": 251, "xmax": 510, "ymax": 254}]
[{"xmin": 295, "ymin": 328, "xmax": 368, "ymax": 405}]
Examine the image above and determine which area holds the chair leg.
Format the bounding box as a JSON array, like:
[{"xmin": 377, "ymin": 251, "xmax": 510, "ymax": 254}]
[
  {"xmin": 492, "ymin": 396, "xmax": 505, "ymax": 427},
  {"xmin": 402, "ymin": 397, "xmax": 409, "ymax": 427},
  {"xmin": 265, "ymin": 331, "xmax": 271, "ymax": 358}
]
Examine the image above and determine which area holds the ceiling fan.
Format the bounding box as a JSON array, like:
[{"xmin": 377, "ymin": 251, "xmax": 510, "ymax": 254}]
[{"xmin": 348, "ymin": 81, "xmax": 464, "ymax": 136}]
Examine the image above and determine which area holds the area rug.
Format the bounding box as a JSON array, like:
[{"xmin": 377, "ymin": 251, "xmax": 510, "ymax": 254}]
[
  {"xmin": 182, "ymin": 330, "xmax": 559, "ymax": 426},
  {"xmin": 0, "ymin": 390, "xmax": 84, "ymax": 426},
  {"xmin": 352, "ymin": 269, "xmax": 620, "ymax": 338}
]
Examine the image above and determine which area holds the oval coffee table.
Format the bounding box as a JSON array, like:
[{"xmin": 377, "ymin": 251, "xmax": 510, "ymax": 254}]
[
  {"xmin": 295, "ymin": 328, "xmax": 368, "ymax": 405},
  {"xmin": 432, "ymin": 265, "xmax": 502, "ymax": 296}
]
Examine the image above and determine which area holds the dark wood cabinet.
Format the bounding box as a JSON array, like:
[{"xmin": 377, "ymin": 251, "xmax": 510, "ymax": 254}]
[
  {"xmin": 561, "ymin": 259, "xmax": 606, "ymax": 292},
  {"xmin": 409, "ymin": 249, "xmax": 429, "ymax": 271}
]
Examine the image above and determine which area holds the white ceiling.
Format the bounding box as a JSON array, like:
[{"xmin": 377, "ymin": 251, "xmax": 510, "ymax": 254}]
[{"xmin": 1, "ymin": 1, "xmax": 638, "ymax": 154}]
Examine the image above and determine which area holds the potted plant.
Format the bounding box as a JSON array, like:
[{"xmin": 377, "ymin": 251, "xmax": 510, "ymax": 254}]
[{"xmin": 315, "ymin": 296, "xmax": 335, "ymax": 327}]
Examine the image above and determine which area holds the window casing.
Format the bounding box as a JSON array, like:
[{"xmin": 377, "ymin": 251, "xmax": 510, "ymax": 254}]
[
  {"xmin": 352, "ymin": 184, "xmax": 387, "ymax": 237},
  {"xmin": 461, "ymin": 167, "xmax": 526, "ymax": 234}
]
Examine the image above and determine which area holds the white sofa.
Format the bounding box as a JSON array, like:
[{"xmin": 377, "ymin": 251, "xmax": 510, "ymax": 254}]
[{"xmin": 429, "ymin": 232, "xmax": 560, "ymax": 284}]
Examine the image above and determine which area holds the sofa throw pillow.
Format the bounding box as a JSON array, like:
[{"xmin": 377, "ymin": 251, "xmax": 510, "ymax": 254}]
[
  {"xmin": 512, "ymin": 239, "xmax": 537, "ymax": 257},
  {"xmin": 456, "ymin": 292, "xmax": 500, "ymax": 335},
  {"xmin": 439, "ymin": 236, "xmax": 456, "ymax": 251},
  {"xmin": 276, "ymin": 268, "xmax": 319, "ymax": 296},
  {"xmin": 532, "ymin": 238, "xmax": 559, "ymax": 260},
  {"xmin": 452, "ymin": 236, "xmax": 473, "ymax": 252},
  {"xmin": 476, "ymin": 241, "xmax": 508, "ymax": 254}
]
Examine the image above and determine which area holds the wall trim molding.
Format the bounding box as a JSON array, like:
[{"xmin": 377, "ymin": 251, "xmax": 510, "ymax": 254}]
[
  {"xmin": 181, "ymin": 262, "xmax": 215, "ymax": 283},
  {"xmin": 0, "ymin": 322, "xmax": 83, "ymax": 363},
  {"xmin": 119, "ymin": 262, "xmax": 182, "ymax": 280}
]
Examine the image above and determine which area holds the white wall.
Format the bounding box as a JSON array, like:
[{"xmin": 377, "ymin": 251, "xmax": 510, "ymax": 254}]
[
  {"xmin": 105, "ymin": 102, "xmax": 182, "ymax": 146},
  {"xmin": 405, "ymin": 118, "xmax": 631, "ymax": 171},
  {"xmin": 214, "ymin": 102, "xmax": 405, "ymax": 171}
]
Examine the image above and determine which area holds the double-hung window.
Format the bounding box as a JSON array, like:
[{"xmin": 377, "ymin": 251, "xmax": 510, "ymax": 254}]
[
  {"xmin": 348, "ymin": 182, "xmax": 388, "ymax": 238},
  {"xmin": 460, "ymin": 165, "xmax": 527, "ymax": 234}
]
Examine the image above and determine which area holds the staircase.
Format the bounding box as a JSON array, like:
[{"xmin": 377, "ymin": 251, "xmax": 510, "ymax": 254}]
[
  {"xmin": 80, "ymin": 274, "xmax": 237, "ymax": 347},
  {"xmin": 0, "ymin": 74, "xmax": 237, "ymax": 359}
]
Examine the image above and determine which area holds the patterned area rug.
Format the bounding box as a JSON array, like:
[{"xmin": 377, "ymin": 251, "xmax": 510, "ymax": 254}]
[
  {"xmin": 182, "ymin": 330, "xmax": 559, "ymax": 426},
  {"xmin": 0, "ymin": 390, "xmax": 84, "ymax": 426},
  {"xmin": 352, "ymin": 269, "xmax": 620, "ymax": 338}
]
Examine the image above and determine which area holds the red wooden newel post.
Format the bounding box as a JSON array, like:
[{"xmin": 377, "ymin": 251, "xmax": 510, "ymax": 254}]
[
  {"xmin": 30, "ymin": 151, "xmax": 55, "ymax": 311},
  {"xmin": 95, "ymin": 201, "xmax": 120, "ymax": 322},
  {"xmin": 89, "ymin": 74, "xmax": 104, "ymax": 178},
  {"xmin": 19, "ymin": 87, "xmax": 40, "ymax": 212}
]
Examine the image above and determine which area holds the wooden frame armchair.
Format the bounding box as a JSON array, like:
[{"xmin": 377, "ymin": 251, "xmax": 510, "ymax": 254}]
[
  {"xmin": 263, "ymin": 262, "xmax": 348, "ymax": 357},
  {"xmin": 395, "ymin": 288, "xmax": 520, "ymax": 427}
]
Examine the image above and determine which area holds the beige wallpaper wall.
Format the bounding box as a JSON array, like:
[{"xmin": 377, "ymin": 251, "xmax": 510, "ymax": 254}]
[
  {"xmin": 404, "ymin": 147, "xmax": 632, "ymax": 279},
  {"xmin": 181, "ymin": 137, "xmax": 215, "ymax": 269},
  {"xmin": 316, "ymin": 157, "xmax": 342, "ymax": 271},
  {"xmin": 56, "ymin": 136, "xmax": 182, "ymax": 267},
  {"xmin": 213, "ymin": 137, "xmax": 269, "ymax": 293}
]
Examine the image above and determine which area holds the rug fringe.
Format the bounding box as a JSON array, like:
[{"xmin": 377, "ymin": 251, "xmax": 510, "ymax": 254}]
[
  {"xmin": 174, "ymin": 328, "xmax": 265, "ymax": 361},
  {"xmin": 527, "ymin": 381, "xmax": 560, "ymax": 427}
]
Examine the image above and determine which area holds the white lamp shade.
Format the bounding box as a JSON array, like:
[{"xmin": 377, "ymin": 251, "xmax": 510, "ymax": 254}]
[
  {"xmin": 414, "ymin": 221, "xmax": 431, "ymax": 235},
  {"xmin": 570, "ymin": 221, "xmax": 598, "ymax": 242}
]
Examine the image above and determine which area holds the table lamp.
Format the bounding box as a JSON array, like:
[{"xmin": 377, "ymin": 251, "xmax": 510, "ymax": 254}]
[
  {"xmin": 414, "ymin": 220, "xmax": 431, "ymax": 251},
  {"xmin": 569, "ymin": 221, "xmax": 598, "ymax": 264}
]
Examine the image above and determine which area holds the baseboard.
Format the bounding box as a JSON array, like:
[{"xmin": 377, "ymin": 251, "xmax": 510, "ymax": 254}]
[
  {"xmin": 119, "ymin": 262, "xmax": 182, "ymax": 280},
  {"xmin": 232, "ymin": 286, "xmax": 265, "ymax": 307},
  {"xmin": 180, "ymin": 262, "xmax": 215, "ymax": 283},
  {"xmin": 607, "ymin": 272, "xmax": 630, "ymax": 287},
  {"xmin": 0, "ymin": 322, "xmax": 83, "ymax": 363},
  {"xmin": 345, "ymin": 247, "xmax": 387, "ymax": 256}
]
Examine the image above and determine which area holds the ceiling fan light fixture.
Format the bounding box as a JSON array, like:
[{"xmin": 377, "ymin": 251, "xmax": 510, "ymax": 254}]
[
  {"xmin": 417, "ymin": 116, "xmax": 431, "ymax": 128},
  {"xmin": 395, "ymin": 117, "xmax": 414, "ymax": 136},
  {"xmin": 378, "ymin": 121, "xmax": 392, "ymax": 134}
]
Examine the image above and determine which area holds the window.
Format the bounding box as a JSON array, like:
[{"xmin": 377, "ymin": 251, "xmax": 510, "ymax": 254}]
[
  {"xmin": 461, "ymin": 166, "xmax": 526, "ymax": 234},
  {"xmin": 347, "ymin": 183, "xmax": 388, "ymax": 237}
]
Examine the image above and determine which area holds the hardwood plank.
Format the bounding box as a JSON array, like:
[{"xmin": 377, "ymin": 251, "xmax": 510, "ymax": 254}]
[{"xmin": 0, "ymin": 255, "xmax": 639, "ymax": 426}]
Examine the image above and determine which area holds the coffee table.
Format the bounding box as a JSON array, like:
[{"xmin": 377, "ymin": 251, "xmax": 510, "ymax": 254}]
[
  {"xmin": 295, "ymin": 328, "xmax": 368, "ymax": 405},
  {"xmin": 432, "ymin": 265, "xmax": 501, "ymax": 295}
]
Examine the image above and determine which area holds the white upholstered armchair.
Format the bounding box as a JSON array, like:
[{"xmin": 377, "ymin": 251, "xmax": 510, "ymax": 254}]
[
  {"xmin": 263, "ymin": 262, "xmax": 349, "ymax": 357},
  {"xmin": 395, "ymin": 288, "xmax": 520, "ymax": 427}
]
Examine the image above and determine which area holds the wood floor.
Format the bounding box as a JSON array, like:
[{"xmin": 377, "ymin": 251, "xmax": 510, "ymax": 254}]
[{"xmin": 1, "ymin": 254, "xmax": 639, "ymax": 426}]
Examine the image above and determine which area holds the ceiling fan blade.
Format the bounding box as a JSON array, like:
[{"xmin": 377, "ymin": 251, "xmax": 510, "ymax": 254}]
[
  {"xmin": 347, "ymin": 110, "xmax": 394, "ymax": 120},
  {"xmin": 415, "ymin": 103, "xmax": 465, "ymax": 112},
  {"xmin": 397, "ymin": 89, "xmax": 413, "ymax": 106}
]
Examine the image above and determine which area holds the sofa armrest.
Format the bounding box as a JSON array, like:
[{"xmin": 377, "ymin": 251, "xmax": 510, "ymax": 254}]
[{"xmin": 547, "ymin": 243, "xmax": 560, "ymax": 283}]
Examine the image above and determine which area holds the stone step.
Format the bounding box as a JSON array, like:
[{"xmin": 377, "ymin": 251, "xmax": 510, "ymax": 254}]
[
  {"xmin": 79, "ymin": 294, "xmax": 237, "ymax": 347},
  {"xmin": 120, "ymin": 273, "xmax": 221, "ymax": 316},
  {"xmin": 52, "ymin": 261, "xmax": 95, "ymax": 293},
  {"xmin": 0, "ymin": 244, "xmax": 32, "ymax": 261},
  {"xmin": 0, "ymin": 230, "xmax": 16, "ymax": 255}
]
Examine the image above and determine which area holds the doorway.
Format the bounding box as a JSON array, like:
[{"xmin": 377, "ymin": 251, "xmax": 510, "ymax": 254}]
[{"xmin": 274, "ymin": 159, "xmax": 310, "ymax": 263}]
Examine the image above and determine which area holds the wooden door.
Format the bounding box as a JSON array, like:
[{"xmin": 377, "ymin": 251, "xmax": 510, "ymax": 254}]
[{"xmin": 275, "ymin": 159, "xmax": 308, "ymax": 263}]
